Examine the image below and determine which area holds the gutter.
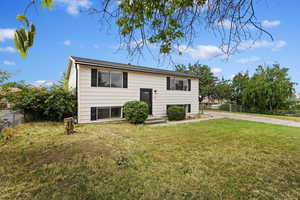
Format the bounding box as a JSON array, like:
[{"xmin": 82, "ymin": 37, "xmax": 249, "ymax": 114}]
[{"xmin": 74, "ymin": 61, "xmax": 198, "ymax": 79}]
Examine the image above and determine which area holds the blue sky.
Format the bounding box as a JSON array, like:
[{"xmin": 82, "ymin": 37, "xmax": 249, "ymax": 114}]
[{"xmin": 0, "ymin": 0, "xmax": 299, "ymax": 92}]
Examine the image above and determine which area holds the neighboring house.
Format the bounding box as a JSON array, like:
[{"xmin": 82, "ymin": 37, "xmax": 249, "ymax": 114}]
[
  {"xmin": 296, "ymin": 94, "xmax": 300, "ymax": 104},
  {"xmin": 201, "ymin": 97, "xmax": 225, "ymax": 106},
  {"xmin": 290, "ymin": 93, "xmax": 300, "ymax": 105},
  {"xmin": 66, "ymin": 56, "xmax": 199, "ymax": 123}
]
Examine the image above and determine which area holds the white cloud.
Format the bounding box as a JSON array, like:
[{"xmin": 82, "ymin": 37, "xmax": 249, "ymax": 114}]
[
  {"xmin": 262, "ymin": 20, "xmax": 281, "ymax": 28},
  {"xmin": 271, "ymin": 40, "xmax": 287, "ymax": 51},
  {"xmin": 216, "ymin": 19, "xmax": 281, "ymax": 29},
  {"xmin": 64, "ymin": 40, "xmax": 71, "ymax": 46},
  {"xmin": 238, "ymin": 40, "xmax": 287, "ymax": 51},
  {"xmin": 0, "ymin": 46, "xmax": 16, "ymax": 53},
  {"xmin": 0, "ymin": 28, "xmax": 14, "ymax": 42},
  {"xmin": 178, "ymin": 45, "xmax": 224, "ymax": 59},
  {"xmin": 56, "ymin": 0, "xmax": 92, "ymax": 15},
  {"xmin": 211, "ymin": 68, "xmax": 223, "ymax": 75},
  {"xmin": 31, "ymin": 80, "xmax": 55, "ymax": 88},
  {"xmin": 215, "ymin": 20, "xmax": 234, "ymax": 29},
  {"xmin": 3, "ymin": 60, "xmax": 15, "ymax": 66},
  {"xmin": 237, "ymin": 56, "xmax": 261, "ymax": 64}
]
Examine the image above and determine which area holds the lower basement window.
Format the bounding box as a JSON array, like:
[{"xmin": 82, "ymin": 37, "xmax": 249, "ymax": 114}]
[
  {"xmin": 111, "ymin": 107, "xmax": 122, "ymax": 118},
  {"xmin": 91, "ymin": 106, "xmax": 122, "ymax": 120}
]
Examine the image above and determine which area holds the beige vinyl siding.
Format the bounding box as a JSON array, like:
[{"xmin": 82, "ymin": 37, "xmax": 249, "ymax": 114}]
[{"xmin": 77, "ymin": 64, "xmax": 199, "ymax": 123}]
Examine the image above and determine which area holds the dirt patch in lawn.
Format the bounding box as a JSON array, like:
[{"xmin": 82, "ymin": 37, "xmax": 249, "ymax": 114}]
[{"xmin": 32, "ymin": 140, "xmax": 114, "ymax": 167}]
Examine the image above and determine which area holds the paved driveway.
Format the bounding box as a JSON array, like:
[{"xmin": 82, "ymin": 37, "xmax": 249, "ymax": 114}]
[{"xmin": 205, "ymin": 111, "xmax": 300, "ymax": 128}]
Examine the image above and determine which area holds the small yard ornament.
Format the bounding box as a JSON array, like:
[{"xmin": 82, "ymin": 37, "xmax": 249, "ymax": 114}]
[{"xmin": 64, "ymin": 117, "xmax": 75, "ymax": 135}]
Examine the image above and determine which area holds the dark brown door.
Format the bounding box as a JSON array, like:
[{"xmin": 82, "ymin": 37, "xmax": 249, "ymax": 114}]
[{"xmin": 140, "ymin": 88, "xmax": 152, "ymax": 115}]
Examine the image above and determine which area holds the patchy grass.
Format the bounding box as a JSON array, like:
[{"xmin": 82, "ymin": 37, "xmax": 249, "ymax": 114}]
[{"xmin": 0, "ymin": 119, "xmax": 300, "ymax": 199}]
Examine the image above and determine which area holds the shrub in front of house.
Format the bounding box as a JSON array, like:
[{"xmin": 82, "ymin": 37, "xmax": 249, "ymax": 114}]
[
  {"xmin": 123, "ymin": 101, "xmax": 148, "ymax": 124},
  {"xmin": 167, "ymin": 106, "xmax": 186, "ymax": 121}
]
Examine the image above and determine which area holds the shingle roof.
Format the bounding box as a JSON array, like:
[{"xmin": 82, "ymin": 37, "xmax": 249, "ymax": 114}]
[{"xmin": 70, "ymin": 56, "xmax": 198, "ymax": 78}]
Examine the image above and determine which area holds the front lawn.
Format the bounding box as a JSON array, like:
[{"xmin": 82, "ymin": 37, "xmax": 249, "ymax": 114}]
[{"xmin": 0, "ymin": 119, "xmax": 299, "ymax": 199}]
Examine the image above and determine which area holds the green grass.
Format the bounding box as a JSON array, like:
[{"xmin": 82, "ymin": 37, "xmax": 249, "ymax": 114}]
[{"xmin": 1, "ymin": 119, "xmax": 300, "ymax": 199}]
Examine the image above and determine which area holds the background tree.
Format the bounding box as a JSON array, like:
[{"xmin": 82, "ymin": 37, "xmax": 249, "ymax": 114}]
[
  {"xmin": 15, "ymin": 0, "xmax": 273, "ymax": 58},
  {"xmin": 231, "ymin": 72, "xmax": 250, "ymax": 105},
  {"xmin": 231, "ymin": 64, "xmax": 296, "ymax": 113},
  {"xmin": 0, "ymin": 71, "xmax": 11, "ymax": 84},
  {"xmin": 175, "ymin": 63, "xmax": 217, "ymax": 102},
  {"xmin": 213, "ymin": 78, "xmax": 232, "ymax": 102}
]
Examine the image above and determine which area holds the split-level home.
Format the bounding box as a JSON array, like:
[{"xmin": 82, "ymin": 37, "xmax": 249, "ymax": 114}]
[{"xmin": 66, "ymin": 56, "xmax": 199, "ymax": 123}]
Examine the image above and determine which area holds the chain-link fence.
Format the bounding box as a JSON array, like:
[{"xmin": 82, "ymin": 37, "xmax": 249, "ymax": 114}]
[
  {"xmin": 0, "ymin": 110, "xmax": 24, "ymax": 131},
  {"xmin": 200, "ymin": 103, "xmax": 248, "ymax": 113}
]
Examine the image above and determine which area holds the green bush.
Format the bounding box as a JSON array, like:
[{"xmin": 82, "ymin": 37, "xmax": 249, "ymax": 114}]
[
  {"xmin": 123, "ymin": 101, "xmax": 148, "ymax": 124},
  {"xmin": 7, "ymin": 86, "xmax": 76, "ymax": 122},
  {"xmin": 167, "ymin": 106, "xmax": 186, "ymax": 121}
]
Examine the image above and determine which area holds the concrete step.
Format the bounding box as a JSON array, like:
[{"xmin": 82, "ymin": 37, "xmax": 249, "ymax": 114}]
[{"xmin": 144, "ymin": 119, "xmax": 167, "ymax": 125}]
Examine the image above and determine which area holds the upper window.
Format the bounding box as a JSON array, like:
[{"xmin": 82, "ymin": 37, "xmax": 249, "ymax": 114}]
[
  {"xmin": 169, "ymin": 77, "xmax": 189, "ymax": 91},
  {"xmin": 98, "ymin": 71, "xmax": 110, "ymax": 87},
  {"xmin": 92, "ymin": 69, "xmax": 127, "ymax": 88},
  {"xmin": 110, "ymin": 72, "xmax": 123, "ymax": 88}
]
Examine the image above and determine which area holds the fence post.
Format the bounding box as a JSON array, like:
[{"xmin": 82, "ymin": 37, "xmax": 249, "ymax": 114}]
[
  {"xmin": 64, "ymin": 117, "xmax": 75, "ymax": 135},
  {"xmin": 12, "ymin": 111, "xmax": 15, "ymax": 127},
  {"xmin": 229, "ymin": 104, "xmax": 232, "ymax": 112}
]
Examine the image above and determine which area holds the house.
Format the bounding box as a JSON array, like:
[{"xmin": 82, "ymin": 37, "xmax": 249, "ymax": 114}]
[
  {"xmin": 201, "ymin": 97, "xmax": 226, "ymax": 106},
  {"xmin": 66, "ymin": 56, "xmax": 199, "ymax": 123},
  {"xmin": 289, "ymin": 93, "xmax": 300, "ymax": 105}
]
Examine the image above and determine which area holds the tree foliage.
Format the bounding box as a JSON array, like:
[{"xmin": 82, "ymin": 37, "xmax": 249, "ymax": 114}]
[
  {"xmin": 213, "ymin": 78, "xmax": 232, "ymax": 102},
  {"xmin": 231, "ymin": 64, "xmax": 296, "ymax": 113},
  {"xmin": 96, "ymin": 0, "xmax": 273, "ymax": 56},
  {"xmin": 0, "ymin": 70, "xmax": 11, "ymax": 84},
  {"xmin": 231, "ymin": 72, "xmax": 250, "ymax": 105},
  {"xmin": 13, "ymin": 0, "xmax": 53, "ymax": 58},
  {"xmin": 7, "ymin": 83, "xmax": 76, "ymax": 122},
  {"xmin": 15, "ymin": 0, "xmax": 272, "ymax": 58}
]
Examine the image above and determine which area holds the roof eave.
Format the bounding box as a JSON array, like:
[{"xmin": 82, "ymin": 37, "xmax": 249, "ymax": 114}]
[{"xmin": 72, "ymin": 59, "xmax": 198, "ymax": 78}]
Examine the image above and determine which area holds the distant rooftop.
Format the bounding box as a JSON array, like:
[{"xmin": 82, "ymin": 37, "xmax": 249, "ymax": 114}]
[{"xmin": 70, "ymin": 56, "xmax": 198, "ymax": 78}]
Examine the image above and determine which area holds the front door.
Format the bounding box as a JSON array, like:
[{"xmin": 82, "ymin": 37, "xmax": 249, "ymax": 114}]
[{"xmin": 140, "ymin": 88, "xmax": 153, "ymax": 115}]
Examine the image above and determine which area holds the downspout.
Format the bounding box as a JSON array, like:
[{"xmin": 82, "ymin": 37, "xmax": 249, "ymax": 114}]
[{"xmin": 75, "ymin": 63, "xmax": 79, "ymax": 122}]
